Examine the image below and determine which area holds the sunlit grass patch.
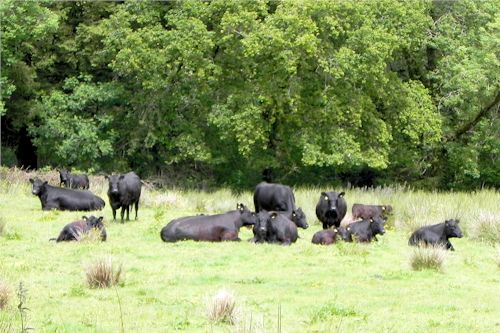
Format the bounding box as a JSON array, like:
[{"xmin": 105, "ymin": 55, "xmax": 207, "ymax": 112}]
[
  {"xmin": 495, "ymin": 246, "xmax": 500, "ymax": 268},
  {"xmin": 469, "ymin": 211, "xmax": 500, "ymax": 245},
  {"xmin": 409, "ymin": 244, "xmax": 448, "ymax": 272},
  {"xmin": 76, "ymin": 227, "xmax": 105, "ymax": 243},
  {"xmin": 0, "ymin": 219, "xmax": 5, "ymax": 237},
  {"xmin": 85, "ymin": 256, "xmax": 123, "ymax": 288}
]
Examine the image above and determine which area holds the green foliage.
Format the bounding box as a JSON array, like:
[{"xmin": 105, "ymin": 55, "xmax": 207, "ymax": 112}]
[{"xmin": 1, "ymin": 0, "xmax": 498, "ymax": 188}]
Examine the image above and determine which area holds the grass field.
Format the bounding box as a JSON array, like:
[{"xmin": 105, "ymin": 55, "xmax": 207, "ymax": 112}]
[{"xmin": 0, "ymin": 168, "xmax": 499, "ymax": 332}]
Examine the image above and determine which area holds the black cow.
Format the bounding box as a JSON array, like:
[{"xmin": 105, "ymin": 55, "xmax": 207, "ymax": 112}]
[
  {"xmin": 253, "ymin": 182, "xmax": 308, "ymax": 228},
  {"xmin": 59, "ymin": 170, "xmax": 90, "ymax": 190},
  {"xmin": 352, "ymin": 203, "xmax": 393, "ymax": 220},
  {"xmin": 253, "ymin": 211, "xmax": 298, "ymax": 245},
  {"xmin": 105, "ymin": 172, "xmax": 142, "ymax": 223},
  {"xmin": 344, "ymin": 217, "xmax": 386, "ymax": 243},
  {"xmin": 315, "ymin": 191, "xmax": 347, "ymax": 229},
  {"xmin": 253, "ymin": 182, "xmax": 296, "ymax": 212},
  {"xmin": 51, "ymin": 216, "xmax": 107, "ymax": 242},
  {"xmin": 251, "ymin": 208, "xmax": 307, "ymax": 241},
  {"xmin": 160, "ymin": 204, "xmax": 257, "ymax": 242},
  {"xmin": 311, "ymin": 227, "xmax": 351, "ymax": 245},
  {"xmin": 408, "ymin": 219, "xmax": 463, "ymax": 251},
  {"xmin": 30, "ymin": 178, "xmax": 105, "ymax": 211}
]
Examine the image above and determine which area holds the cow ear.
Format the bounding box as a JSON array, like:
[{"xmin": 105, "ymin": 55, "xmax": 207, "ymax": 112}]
[
  {"xmin": 119, "ymin": 175, "xmax": 125, "ymax": 180},
  {"xmin": 382, "ymin": 206, "xmax": 386, "ymax": 211},
  {"xmin": 321, "ymin": 192, "xmax": 328, "ymax": 200},
  {"xmin": 339, "ymin": 192, "xmax": 345, "ymax": 197},
  {"xmin": 105, "ymin": 175, "xmax": 109, "ymax": 180},
  {"xmin": 82, "ymin": 216, "xmax": 88, "ymax": 221},
  {"xmin": 98, "ymin": 217, "xmax": 104, "ymax": 223},
  {"xmin": 334, "ymin": 228, "xmax": 338, "ymax": 232},
  {"xmin": 29, "ymin": 178, "xmax": 34, "ymax": 184},
  {"xmin": 370, "ymin": 218, "xmax": 374, "ymax": 223},
  {"xmin": 43, "ymin": 181, "xmax": 48, "ymax": 185},
  {"xmin": 271, "ymin": 212, "xmax": 278, "ymax": 219}
]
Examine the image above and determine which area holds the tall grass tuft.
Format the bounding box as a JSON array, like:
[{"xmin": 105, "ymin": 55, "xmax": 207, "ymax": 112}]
[
  {"xmin": 0, "ymin": 218, "xmax": 5, "ymax": 236},
  {"xmin": 0, "ymin": 280, "xmax": 10, "ymax": 310},
  {"xmin": 85, "ymin": 257, "xmax": 123, "ymax": 288},
  {"xmin": 76, "ymin": 228, "xmax": 105, "ymax": 243},
  {"xmin": 469, "ymin": 211, "xmax": 500, "ymax": 245},
  {"xmin": 409, "ymin": 244, "xmax": 448, "ymax": 272},
  {"xmin": 205, "ymin": 288, "xmax": 240, "ymax": 325}
]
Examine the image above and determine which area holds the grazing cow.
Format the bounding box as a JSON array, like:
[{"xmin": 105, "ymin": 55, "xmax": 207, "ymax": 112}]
[
  {"xmin": 315, "ymin": 191, "xmax": 347, "ymax": 229},
  {"xmin": 352, "ymin": 203, "xmax": 393, "ymax": 220},
  {"xmin": 59, "ymin": 170, "xmax": 90, "ymax": 190},
  {"xmin": 160, "ymin": 204, "xmax": 257, "ymax": 242},
  {"xmin": 408, "ymin": 219, "xmax": 463, "ymax": 251},
  {"xmin": 30, "ymin": 178, "xmax": 105, "ymax": 211},
  {"xmin": 344, "ymin": 217, "xmax": 386, "ymax": 243},
  {"xmin": 105, "ymin": 172, "xmax": 142, "ymax": 223},
  {"xmin": 311, "ymin": 227, "xmax": 351, "ymax": 245},
  {"xmin": 253, "ymin": 211, "xmax": 298, "ymax": 245},
  {"xmin": 51, "ymin": 216, "xmax": 107, "ymax": 242},
  {"xmin": 253, "ymin": 182, "xmax": 308, "ymax": 228}
]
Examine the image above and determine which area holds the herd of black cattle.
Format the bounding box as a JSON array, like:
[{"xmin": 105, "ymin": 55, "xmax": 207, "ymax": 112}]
[{"xmin": 28, "ymin": 170, "xmax": 464, "ymax": 250}]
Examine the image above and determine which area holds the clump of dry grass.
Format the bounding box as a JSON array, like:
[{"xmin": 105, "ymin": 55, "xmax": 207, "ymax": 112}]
[
  {"xmin": 0, "ymin": 219, "xmax": 5, "ymax": 236},
  {"xmin": 0, "ymin": 280, "xmax": 11, "ymax": 310},
  {"xmin": 85, "ymin": 257, "xmax": 122, "ymax": 288},
  {"xmin": 409, "ymin": 244, "xmax": 448, "ymax": 272},
  {"xmin": 205, "ymin": 288, "xmax": 240, "ymax": 325},
  {"xmin": 76, "ymin": 228, "xmax": 105, "ymax": 243},
  {"xmin": 469, "ymin": 211, "xmax": 500, "ymax": 245}
]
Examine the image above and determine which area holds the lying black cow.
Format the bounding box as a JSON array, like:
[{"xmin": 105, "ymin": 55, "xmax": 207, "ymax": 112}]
[
  {"xmin": 344, "ymin": 217, "xmax": 386, "ymax": 243},
  {"xmin": 106, "ymin": 172, "xmax": 142, "ymax": 222},
  {"xmin": 59, "ymin": 170, "xmax": 90, "ymax": 190},
  {"xmin": 315, "ymin": 191, "xmax": 347, "ymax": 229},
  {"xmin": 160, "ymin": 204, "xmax": 257, "ymax": 242},
  {"xmin": 253, "ymin": 182, "xmax": 308, "ymax": 229},
  {"xmin": 51, "ymin": 215, "xmax": 107, "ymax": 242},
  {"xmin": 253, "ymin": 211, "xmax": 298, "ymax": 245},
  {"xmin": 352, "ymin": 203, "xmax": 393, "ymax": 220},
  {"xmin": 408, "ymin": 219, "xmax": 463, "ymax": 251},
  {"xmin": 30, "ymin": 178, "xmax": 105, "ymax": 211},
  {"xmin": 311, "ymin": 227, "xmax": 351, "ymax": 245}
]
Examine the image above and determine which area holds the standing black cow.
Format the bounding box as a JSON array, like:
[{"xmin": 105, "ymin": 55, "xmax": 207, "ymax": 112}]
[
  {"xmin": 253, "ymin": 182, "xmax": 308, "ymax": 227},
  {"xmin": 59, "ymin": 170, "xmax": 90, "ymax": 190},
  {"xmin": 315, "ymin": 191, "xmax": 347, "ymax": 229},
  {"xmin": 253, "ymin": 211, "xmax": 298, "ymax": 245},
  {"xmin": 343, "ymin": 217, "xmax": 386, "ymax": 243},
  {"xmin": 160, "ymin": 203, "xmax": 257, "ymax": 242},
  {"xmin": 105, "ymin": 172, "xmax": 142, "ymax": 223},
  {"xmin": 30, "ymin": 178, "xmax": 105, "ymax": 211},
  {"xmin": 51, "ymin": 216, "xmax": 107, "ymax": 242},
  {"xmin": 311, "ymin": 227, "xmax": 351, "ymax": 245},
  {"xmin": 408, "ymin": 219, "xmax": 463, "ymax": 251}
]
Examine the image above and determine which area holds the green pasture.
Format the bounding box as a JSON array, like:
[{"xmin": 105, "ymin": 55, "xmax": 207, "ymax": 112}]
[{"xmin": 0, "ymin": 170, "xmax": 499, "ymax": 332}]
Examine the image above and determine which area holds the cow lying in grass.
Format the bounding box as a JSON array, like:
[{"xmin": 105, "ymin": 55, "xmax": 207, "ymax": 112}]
[
  {"xmin": 51, "ymin": 216, "xmax": 107, "ymax": 242},
  {"xmin": 408, "ymin": 219, "xmax": 463, "ymax": 251}
]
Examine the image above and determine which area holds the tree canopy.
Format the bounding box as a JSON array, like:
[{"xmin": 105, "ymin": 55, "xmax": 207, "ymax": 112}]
[{"xmin": 1, "ymin": 0, "xmax": 498, "ymax": 189}]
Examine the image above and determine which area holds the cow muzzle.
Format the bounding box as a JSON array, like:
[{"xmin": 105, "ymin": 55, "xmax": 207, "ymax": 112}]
[{"xmin": 325, "ymin": 209, "xmax": 338, "ymax": 218}]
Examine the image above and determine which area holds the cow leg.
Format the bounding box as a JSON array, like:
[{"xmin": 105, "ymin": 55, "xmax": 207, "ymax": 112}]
[
  {"xmin": 112, "ymin": 208, "xmax": 117, "ymax": 221},
  {"xmin": 322, "ymin": 222, "xmax": 328, "ymax": 230},
  {"xmin": 126, "ymin": 206, "xmax": 130, "ymax": 220},
  {"xmin": 446, "ymin": 241, "xmax": 455, "ymax": 251},
  {"xmin": 221, "ymin": 230, "xmax": 239, "ymax": 241},
  {"xmin": 134, "ymin": 201, "xmax": 139, "ymax": 220},
  {"xmin": 120, "ymin": 207, "xmax": 125, "ymax": 223}
]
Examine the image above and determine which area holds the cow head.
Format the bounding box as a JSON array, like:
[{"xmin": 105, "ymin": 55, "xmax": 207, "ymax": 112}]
[
  {"xmin": 382, "ymin": 205, "xmax": 393, "ymax": 215},
  {"xmin": 254, "ymin": 211, "xmax": 271, "ymax": 242},
  {"xmin": 291, "ymin": 208, "xmax": 308, "ymax": 229},
  {"xmin": 105, "ymin": 175, "xmax": 123, "ymax": 195},
  {"xmin": 59, "ymin": 170, "xmax": 70, "ymax": 186},
  {"xmin": 321, "ymin": 191, "xmax": 345, "ymax": 219},
  {"xmin": 444, "ymin": 219, "xmax": 463, "ymax": 238},
  {"xmin": 341, "ymin": 226, "xmax": 354, "ymax": 242},
  {"xmin": 237, "ymin": 203, "xmax": 258, "ymax": 226},
  {"xmin": 29, "ymin": 178, "xmax": 48, "ymax": 196},
  {"xmin": 370, "ymin": 217, "xmax": 386, "ymax": 236},
  {"xmin": 83, "ymin": 215, "xmax": 105, "ymax": 230}
]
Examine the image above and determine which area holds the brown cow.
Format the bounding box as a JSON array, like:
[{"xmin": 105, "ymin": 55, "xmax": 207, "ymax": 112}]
[{"xmin": 351, "ymin": 204, "xmax": 393, "ymax": 220}]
